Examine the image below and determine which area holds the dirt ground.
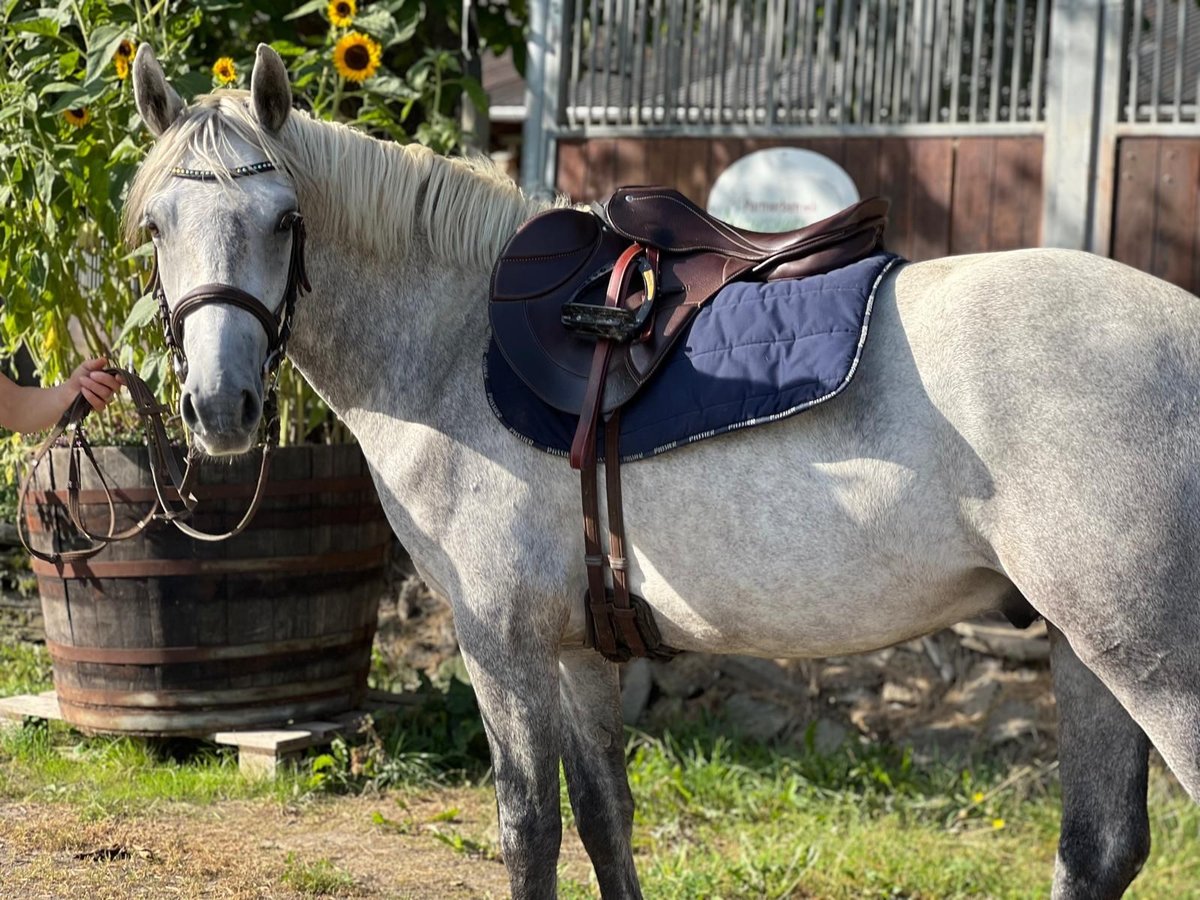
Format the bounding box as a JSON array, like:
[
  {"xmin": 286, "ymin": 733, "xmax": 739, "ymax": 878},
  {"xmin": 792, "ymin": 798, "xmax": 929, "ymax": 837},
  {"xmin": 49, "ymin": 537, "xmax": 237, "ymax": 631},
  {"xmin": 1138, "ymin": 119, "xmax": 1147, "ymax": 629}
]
[{"xmin": 0, "ymin": 789, "xmax": 594, "ymax": 899}]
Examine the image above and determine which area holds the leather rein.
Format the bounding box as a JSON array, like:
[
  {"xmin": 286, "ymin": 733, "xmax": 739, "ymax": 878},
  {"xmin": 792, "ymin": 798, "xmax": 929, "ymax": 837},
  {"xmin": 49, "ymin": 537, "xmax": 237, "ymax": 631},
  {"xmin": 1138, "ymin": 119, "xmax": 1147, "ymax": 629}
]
[{"xmin": 18, "ymin": 160, "xmax": 311, "ymax": 566}]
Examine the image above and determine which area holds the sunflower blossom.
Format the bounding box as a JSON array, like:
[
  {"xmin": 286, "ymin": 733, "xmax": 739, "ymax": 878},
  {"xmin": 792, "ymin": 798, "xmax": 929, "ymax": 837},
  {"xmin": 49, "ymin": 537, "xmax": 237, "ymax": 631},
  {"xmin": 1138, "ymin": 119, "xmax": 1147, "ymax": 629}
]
[
  {"xmin": 333, "ymin": 31, "xmax": 381, "ymax": 83},
  {"xmin": 116, "ymin": 39, "xmax": 135, "ymax": 59},
  {"xmin": 212, "ymin": 57, "xmax": 238, "ymax": 86},
  {"xmin": 328, "ymin": 0, "xmax": 356, "ymax": 28},
  {"xmin": 114, "ymin": 55, "xmax": 130, "ymax": 80},
  {"xmin": 63, "ymin": 107, "xmax": 90, "ymax": 128}
]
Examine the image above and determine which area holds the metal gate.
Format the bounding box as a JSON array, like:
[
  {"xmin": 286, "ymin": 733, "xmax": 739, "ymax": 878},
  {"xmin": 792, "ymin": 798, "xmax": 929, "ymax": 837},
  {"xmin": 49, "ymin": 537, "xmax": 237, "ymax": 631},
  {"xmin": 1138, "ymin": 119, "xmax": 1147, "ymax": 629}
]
[{"xmin": 523, "ymin": 0, "xmax": 1200, "ymax": 291}]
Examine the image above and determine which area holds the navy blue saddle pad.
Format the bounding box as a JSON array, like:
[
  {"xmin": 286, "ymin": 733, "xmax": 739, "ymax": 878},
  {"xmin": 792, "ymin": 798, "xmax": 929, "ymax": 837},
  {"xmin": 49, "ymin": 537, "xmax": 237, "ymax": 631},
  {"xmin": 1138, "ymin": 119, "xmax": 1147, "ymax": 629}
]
[{"xmin": 484, "ymin": 251, "xmax": 904, "ymax": 462}]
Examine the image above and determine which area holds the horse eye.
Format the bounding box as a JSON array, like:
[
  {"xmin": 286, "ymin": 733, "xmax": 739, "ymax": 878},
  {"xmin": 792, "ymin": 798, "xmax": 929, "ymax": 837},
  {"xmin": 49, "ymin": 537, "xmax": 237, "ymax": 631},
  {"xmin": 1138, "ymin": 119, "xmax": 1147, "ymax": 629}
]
[
  {"xmin": 144, "ymin": 219, "xmax": 160, "ymax": 238},
  {"xmin": 276, "ymin": 211, "xmax": 300, "ymax": 233}
]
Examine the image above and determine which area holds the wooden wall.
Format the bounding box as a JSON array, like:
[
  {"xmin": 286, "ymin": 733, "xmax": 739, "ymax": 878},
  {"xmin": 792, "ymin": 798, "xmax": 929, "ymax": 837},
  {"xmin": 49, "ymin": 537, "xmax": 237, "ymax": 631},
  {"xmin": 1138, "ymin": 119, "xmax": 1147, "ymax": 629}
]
[
  {"xmin": 1112, "ymin": 137, "xmax": 1200, "ymax": 294},
  {"xmin": 557, "ymin": 136, "xmax": 1043, "ymax": 263}
]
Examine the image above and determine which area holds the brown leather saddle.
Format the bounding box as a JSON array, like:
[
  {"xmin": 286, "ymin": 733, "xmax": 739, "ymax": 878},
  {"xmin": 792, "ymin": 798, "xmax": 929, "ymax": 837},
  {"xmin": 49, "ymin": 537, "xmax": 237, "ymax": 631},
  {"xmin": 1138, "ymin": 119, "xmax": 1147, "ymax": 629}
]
[{"xmin": 489, "ymin": 186, "xmax": 889, "ymax": 662}]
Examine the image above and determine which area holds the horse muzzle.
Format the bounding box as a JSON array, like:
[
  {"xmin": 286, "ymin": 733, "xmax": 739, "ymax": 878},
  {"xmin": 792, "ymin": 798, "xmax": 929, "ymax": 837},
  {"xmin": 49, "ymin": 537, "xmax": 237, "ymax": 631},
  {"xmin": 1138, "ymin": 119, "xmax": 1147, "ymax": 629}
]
[{"xmin": 181, "ymin": 380, "xmax": 264, "ymax": 456}]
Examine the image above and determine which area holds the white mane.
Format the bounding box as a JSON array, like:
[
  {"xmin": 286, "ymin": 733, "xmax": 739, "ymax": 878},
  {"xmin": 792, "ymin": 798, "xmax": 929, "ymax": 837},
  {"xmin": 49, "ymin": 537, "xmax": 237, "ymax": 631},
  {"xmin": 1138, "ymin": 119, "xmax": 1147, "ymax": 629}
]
[{"xmin": 124, "ymin": 90, "xmax": 556, "ymax": 271}]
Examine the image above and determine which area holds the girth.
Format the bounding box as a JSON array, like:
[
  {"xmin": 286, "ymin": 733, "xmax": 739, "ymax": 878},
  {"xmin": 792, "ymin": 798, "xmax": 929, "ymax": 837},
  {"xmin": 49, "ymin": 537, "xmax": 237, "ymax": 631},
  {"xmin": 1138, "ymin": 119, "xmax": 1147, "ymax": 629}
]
[{"xmin": 490, "ymin": 186, "xmax": 889, "ymax": 662}]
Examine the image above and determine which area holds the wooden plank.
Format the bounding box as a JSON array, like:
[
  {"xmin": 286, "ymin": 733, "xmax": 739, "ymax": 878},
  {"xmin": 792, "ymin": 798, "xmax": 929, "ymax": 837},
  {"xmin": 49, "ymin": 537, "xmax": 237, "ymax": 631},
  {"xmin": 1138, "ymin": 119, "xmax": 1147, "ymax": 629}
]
[
  {"xmin": 707, "ymin": 138, "xmax": 745, "ymax": 187},
  {"xmin": 909, "ymin": 138, "xmax": 955, "ymax": 261},
  {"xmin": 675, "ymin": 138, "xmax": 711, "ymax": 203},
  {"xmin": 950, "ymin": 137, "xmax": 996, "ymax": 256},
  {"xmin": 238, "ymin": 749, "xmax": 300, "ymax": 778},
  {"xmin": 989, "ymin": 137, "xmax": 1043, "ymax": 251},
  {"xmin": 842, "ymin": 137, "xmax": 882, "ymax": 198},
  {"xmin": 877, "ymin": 137, "xmax": 914, "ymax": 259},
  {"xmin": 645, "ymin": 138, "xmax": 681, "ymax": 188},
  {"xmin": 794, "ymin": 138, "xmax": 846, "ymax": 167},
  {"xmin": 0, "ymin": 692, "xmax": 62, "ymax": 722},
  {"xmin": 583, "ymin": 138, "xmax": 618, "ymax": 201},
  {"xmin": 211, "ymin": 720, "xmax": 343, "ymax": 754},
  {"xmin": 1151, "ymin": 139, "xmax": 1199, "ymax": 290},
  {"xmin": 556, "ymin": 140, "xmax": 589, "ymax": 200},
  {"xmin": 614, "ymin": 138, "xmax": 650, "ymax": 187},
  {"xmin": 1112, "ymin": 137, "xmax": 1160, "ymax": 275}
]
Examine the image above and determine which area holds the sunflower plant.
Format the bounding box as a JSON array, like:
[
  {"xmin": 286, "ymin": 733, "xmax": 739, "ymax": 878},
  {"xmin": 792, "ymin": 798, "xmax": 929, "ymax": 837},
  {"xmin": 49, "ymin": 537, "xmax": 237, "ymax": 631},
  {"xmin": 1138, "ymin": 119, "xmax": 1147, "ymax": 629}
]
[
  {"xmin": 0, "ymin": 0, "xmax": 209, "ymax": 422},
  {"xmin": 0, "ymin": 0, "xmax": 524, "ymax": 487}
]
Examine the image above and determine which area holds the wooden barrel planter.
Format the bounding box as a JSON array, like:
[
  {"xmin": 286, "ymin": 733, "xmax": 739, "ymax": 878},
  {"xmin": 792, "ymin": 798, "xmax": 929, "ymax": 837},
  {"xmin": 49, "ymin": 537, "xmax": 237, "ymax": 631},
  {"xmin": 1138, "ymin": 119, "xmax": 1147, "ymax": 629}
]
[{"xmin": 23, "ymin": 444, "xmax": 391, "ymax": 736}]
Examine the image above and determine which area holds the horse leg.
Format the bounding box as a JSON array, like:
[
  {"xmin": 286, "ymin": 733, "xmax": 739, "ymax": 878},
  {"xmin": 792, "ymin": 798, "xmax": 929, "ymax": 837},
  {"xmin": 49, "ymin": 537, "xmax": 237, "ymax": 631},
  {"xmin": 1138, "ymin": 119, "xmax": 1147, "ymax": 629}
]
[
  {"xmin": 1052, "ymin": 601, "xmax": 1200, "ymax": 805},
  {"xmin": 1049, "ymin": 624, "xmax": 1151, "ymax": 900},
  {"xmin": 454, "ymin": 609, "xmax": 563, "ymax": 900},
  {"xmin": 558, "ymin": 649, "xmax": 642, "ymax": 899}
]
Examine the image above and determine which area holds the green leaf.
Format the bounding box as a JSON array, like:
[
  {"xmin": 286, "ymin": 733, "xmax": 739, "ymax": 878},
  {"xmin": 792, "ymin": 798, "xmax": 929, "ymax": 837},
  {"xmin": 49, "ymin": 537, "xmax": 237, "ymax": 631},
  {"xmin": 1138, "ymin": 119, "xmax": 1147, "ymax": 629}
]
[
  {"xmin": 365, "ymin": 75, "xmax": 413, "ymax": 101},
  {"xmin": 47, "ymin": 83, "xmax": 107, "ymax": 114},
  {"xmin": 459, "ymin": 76, "xmax": 489, "ymax": 116},
  {"xmin": 355, "ymin": 8, "xmax": 398, "ymax": 41},
  {"xmin": 283, "ymin": 0, "xmax": 326, "ymax": 21},
  {"xmin": 311, "ymin": 753, "xmax": 337, "ymax": 772},
  {"xmin": 41, "ymin": 81, "xmax": 84, "ymax": 94},
  {"xmin": 394, "ymin": 4, "xmax": 422, "ymax": 43},
  {"xmin": 84, "ymin": 23, "xmax": 127, "ymax": 85},
  {"xmin": 6, "ymin": 17, "xmax": 61, "ymax": 37},
  {"xmin": 58, "ymin": 50, "xmax": 81, "ymax": 76},
  {"xmin": 173, "ymin": 70, "xmax": 210, "ymax": 99},
  {"xmin": 120, "ymin": 292, "xmax": 158, "ymax": 333},
  {"xmin": 122, "ymin": 242, "xmax": 155, "ymax": 261},
  {"xmin": 268, "ymin": 39, "xmax": 309, "ymax": 58}
]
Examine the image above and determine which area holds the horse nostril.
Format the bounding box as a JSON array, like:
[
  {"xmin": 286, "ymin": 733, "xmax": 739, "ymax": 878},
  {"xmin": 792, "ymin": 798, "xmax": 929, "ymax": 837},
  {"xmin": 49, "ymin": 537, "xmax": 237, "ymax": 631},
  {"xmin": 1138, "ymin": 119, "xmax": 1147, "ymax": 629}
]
[
  {"xmin": 239, "ymin": 390, "xmax": 261, "ymax": 430},
  {"xmin": 181, "ymin": 392, "xmax": 199, "ymax": 430}
]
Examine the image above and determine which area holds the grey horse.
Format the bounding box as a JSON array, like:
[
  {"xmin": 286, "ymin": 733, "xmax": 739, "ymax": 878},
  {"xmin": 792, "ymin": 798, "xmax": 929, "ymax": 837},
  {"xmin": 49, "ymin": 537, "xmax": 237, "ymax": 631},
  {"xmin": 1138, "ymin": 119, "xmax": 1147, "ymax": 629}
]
[{"xmin": 126, "ymin": 43, "xmax": 1198, "ymax": 898}]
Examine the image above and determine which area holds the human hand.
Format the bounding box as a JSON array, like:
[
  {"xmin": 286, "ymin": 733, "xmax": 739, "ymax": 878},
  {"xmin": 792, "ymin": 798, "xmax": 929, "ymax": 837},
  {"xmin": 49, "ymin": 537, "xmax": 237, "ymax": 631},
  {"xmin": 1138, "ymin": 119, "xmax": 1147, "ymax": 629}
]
[{"xmin": 63, "ymin": 358, "xmax": 124, "ymax": 414}]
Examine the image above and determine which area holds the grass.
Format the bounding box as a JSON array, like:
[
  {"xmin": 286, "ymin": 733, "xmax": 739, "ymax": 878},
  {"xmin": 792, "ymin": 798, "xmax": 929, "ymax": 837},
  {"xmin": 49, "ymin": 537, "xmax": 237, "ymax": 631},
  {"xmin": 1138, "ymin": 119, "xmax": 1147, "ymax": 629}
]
[
  {"xmin": 280, "ymin": 852, "xmax": 358, "ymax": 896},
  {"xmin": 0, "ymin": 721, "xmax": 306, "ymax": 816},
  {"xmin": 0, "ymin": 638, "xmax": 52, "ymax": 697},
  {"xmin": 2, "ymin": 642, "xmax": 1198, "ymax": 896}
]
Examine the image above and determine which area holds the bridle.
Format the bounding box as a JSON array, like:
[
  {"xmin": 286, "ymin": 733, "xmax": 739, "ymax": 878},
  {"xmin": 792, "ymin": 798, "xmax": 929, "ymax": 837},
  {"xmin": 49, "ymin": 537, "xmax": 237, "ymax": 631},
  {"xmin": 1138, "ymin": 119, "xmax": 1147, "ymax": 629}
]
[
  {"xmin": 18, "ymin": 159, "xmax": 312, "ymax": 565},
  {"xmin": 156, "ymin": 160, "xmax": 310, "ymax": 385}
]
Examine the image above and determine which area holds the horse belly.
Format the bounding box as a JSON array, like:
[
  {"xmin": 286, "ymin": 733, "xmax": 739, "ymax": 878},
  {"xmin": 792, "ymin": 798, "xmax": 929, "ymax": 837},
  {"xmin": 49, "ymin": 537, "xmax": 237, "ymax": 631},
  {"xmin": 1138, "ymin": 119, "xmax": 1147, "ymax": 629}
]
[{"xmin": 618, "ymin": 419, "xmax": 1005, "ymax": 658}]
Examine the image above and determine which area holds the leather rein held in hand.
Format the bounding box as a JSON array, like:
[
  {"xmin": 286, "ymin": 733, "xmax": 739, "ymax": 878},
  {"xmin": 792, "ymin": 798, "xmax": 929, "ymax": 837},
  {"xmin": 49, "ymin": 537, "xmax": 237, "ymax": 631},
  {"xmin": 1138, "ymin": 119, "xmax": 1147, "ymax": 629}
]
[{"xmin": 18, "ymin": 160, "xmax": 311, "ymax": 566}]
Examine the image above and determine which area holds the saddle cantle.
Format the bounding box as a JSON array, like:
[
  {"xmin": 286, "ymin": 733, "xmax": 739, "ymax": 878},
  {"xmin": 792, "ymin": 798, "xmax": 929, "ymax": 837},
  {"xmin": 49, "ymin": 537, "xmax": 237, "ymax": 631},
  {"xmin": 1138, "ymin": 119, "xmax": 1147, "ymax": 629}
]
[{"xmin": 488, "ymin": 186, "xmax": 890, "ymax": 663}]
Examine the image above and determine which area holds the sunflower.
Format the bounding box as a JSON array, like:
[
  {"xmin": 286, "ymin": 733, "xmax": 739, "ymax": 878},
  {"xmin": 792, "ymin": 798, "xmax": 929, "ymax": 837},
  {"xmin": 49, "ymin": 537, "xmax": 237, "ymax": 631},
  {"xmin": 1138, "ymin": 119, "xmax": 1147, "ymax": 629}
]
[
  {"xmin": 114, "ymin": 55, "xmax": 130, "ymax": 80},
  {"xmin": 63, "ymin": 107, "xmax": 90, "ymax": 128},
  {"xmin": 116, "ymin": 39, "xmax": 135, "ymax": 58},
  {"xmin": 333, "ymin": 31, "xmax": 381, "ymax": 83},
  {"xmin": 212, "ymin": 57, "xmax": 238, "ymax": 86},
  {"xmin": 328, "ymin": 0, "xmax": 356, "ymax": 27}
]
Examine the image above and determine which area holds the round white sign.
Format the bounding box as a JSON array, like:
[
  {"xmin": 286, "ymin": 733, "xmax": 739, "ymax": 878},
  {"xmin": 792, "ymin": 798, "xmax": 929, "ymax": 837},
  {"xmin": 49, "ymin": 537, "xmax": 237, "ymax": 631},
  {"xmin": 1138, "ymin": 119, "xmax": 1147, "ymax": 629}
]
[{"xmin": 707, "ymin": 148, "xmax": 860, "ymax": 232}]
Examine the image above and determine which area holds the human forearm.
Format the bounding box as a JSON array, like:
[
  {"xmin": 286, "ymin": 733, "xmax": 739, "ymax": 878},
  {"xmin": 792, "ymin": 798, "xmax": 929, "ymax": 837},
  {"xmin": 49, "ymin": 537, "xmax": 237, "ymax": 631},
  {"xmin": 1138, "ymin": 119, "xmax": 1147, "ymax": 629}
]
[{"xmin": 0, "ymin": 382, "xmax": 75, "ymax": 433}]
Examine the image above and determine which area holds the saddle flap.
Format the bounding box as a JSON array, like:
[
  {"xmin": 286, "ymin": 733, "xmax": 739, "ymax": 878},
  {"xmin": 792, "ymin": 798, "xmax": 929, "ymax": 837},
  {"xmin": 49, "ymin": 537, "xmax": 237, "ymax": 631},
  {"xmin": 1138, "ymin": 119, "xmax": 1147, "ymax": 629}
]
[{"xmin": 491, "ymin": 207, "xmax": 604, "ymax": 301}]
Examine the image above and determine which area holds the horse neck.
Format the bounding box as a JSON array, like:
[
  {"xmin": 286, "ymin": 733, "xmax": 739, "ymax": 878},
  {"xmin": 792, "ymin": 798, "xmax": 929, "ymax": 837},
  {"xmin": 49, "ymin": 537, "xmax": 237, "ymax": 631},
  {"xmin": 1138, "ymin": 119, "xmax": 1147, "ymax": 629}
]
[
  {"xmin": 279, "ymin": 137, "xmax": 546, "ymax": 425},
  {"xmin": 286, "ymin": 237, "xmax": 496, "ymax": 423}
]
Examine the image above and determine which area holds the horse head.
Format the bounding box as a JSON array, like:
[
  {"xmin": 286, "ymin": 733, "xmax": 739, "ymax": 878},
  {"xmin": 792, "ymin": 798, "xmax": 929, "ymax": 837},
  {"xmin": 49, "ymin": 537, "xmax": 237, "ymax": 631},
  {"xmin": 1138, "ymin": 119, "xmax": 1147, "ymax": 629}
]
[{"xmin": 130, "ymin": 44, "xmax": 303, "ymax": 456}]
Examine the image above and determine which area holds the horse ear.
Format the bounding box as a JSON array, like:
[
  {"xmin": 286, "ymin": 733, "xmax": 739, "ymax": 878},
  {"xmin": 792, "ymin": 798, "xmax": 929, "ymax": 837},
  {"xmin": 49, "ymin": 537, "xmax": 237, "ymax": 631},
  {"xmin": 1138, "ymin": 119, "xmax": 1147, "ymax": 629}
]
[
  {"xmin": 251, "ymin": 44, "xmax": 292, "ymax": 134},
  {"xmin": 132, "ymin": 45, "xmax": 184, "ymax": 137}
]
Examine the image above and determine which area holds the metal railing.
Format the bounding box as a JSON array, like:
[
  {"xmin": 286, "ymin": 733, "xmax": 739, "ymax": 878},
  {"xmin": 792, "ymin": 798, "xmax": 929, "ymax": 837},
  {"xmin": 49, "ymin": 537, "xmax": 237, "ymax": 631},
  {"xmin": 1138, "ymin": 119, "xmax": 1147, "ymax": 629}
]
[
  {"xmin": 1123, "ymin": 0, "xmax": 1200, "ymax": 124},
  {"xmin": 563, "ymin": 0, "xmax": 1051, "ymax": 131}
]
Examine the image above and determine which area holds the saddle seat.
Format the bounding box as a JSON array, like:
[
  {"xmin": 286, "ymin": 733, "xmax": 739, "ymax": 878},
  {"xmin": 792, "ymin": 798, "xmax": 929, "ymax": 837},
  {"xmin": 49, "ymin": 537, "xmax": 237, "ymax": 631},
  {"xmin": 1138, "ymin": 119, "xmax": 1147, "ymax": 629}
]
[
  {"xmin": 491, "ymin": 187, "xmax": 888, "ymax": 417},
  {"xmin": 606, "ymin": 185, "xmax": 872, "ymax": 264}
]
